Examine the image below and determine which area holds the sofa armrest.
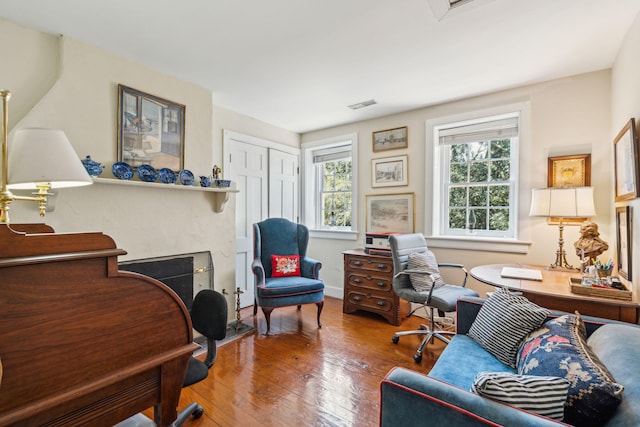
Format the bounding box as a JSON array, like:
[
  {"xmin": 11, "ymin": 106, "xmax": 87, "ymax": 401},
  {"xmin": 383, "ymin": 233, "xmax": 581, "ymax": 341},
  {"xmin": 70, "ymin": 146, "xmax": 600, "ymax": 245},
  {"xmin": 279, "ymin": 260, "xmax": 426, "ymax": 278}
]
[
  {"xmin": 381, "ymin": 367, "xmax": 569, "ymax": 427},
  {"xmin": 455, "ymin": 296, "xmax": 486, "ymax": 335}
]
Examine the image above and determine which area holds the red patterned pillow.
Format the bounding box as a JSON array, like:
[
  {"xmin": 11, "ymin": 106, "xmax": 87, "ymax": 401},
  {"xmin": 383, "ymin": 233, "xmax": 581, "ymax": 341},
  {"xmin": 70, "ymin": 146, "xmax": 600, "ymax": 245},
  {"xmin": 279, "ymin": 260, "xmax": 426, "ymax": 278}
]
[{"xmin": 271, "ymin": 254, "xmax": 301, "ymax": 277}]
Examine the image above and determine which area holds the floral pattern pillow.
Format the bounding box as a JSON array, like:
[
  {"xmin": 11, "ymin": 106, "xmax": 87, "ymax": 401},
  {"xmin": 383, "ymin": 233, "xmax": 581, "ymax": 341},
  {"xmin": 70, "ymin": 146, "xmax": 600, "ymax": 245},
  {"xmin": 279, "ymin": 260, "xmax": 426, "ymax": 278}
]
[
  {"xmin": 517, "ymin": 313, "xmax": 624, "ymax": 426},
  {"xmin": 271, "ymin": 254, "xmax": 301, "ymax": 277}
]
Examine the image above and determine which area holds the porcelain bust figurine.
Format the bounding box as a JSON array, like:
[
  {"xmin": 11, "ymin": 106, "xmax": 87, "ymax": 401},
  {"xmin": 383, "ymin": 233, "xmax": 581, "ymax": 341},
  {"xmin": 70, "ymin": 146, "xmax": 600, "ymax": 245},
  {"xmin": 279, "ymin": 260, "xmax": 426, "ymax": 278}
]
[{"xmin": 574, "ymin": 221, "xmax": 609, "ymax": 263}]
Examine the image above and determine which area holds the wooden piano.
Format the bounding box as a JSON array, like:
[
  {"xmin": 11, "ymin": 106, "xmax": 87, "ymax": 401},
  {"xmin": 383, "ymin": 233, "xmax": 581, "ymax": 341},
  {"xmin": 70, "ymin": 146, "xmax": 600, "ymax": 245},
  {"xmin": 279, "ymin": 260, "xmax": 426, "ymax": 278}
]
[{"xmin": 0, "ymin": 224, "xmax": 198, "ymax": 426}]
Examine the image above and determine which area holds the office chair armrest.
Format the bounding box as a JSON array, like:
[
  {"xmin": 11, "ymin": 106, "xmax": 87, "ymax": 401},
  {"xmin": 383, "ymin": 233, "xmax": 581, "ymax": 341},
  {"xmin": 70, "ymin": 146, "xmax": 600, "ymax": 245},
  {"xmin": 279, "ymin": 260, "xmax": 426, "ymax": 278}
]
[
  {"xmin": 251, "ymin": 258, "xmax": 266, "ymax": 284},
  {"xmin": 395, "ymin": 269, "xmax": 433, "ymax": 276},
  {"xmin": 437, "ymin": 263, "xmax": 465, "ymax": 270},
  {"xmin": 301, "ymin": 256, "xmax": 322, "ymax": 279},
  {"xmin": 437, "ymin": 263, "xmax": 468, "ymax": 287}
]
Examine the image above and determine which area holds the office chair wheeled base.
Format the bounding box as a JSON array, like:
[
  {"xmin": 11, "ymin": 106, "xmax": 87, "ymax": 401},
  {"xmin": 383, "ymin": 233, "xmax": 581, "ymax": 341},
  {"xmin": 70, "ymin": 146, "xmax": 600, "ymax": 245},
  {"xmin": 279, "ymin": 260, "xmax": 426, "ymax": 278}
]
[
  {"xmin": 173, "ymin": 402, "xmax": 204, "ymax": 426},
  {"xmin": 392, "ymin": 320, "xmax": 455, "ymax": 363}
]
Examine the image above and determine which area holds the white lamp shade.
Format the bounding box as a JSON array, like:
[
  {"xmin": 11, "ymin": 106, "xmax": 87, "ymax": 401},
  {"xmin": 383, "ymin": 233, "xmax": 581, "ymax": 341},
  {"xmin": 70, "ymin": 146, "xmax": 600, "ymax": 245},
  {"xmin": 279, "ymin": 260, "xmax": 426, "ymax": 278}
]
[
  {"xmin": 529, "ymin": 187, "xmax": 596, "ymax": 218},
  {"xmin": 7, "ymin": 128, "xmax": 93, "ymax": 189}
]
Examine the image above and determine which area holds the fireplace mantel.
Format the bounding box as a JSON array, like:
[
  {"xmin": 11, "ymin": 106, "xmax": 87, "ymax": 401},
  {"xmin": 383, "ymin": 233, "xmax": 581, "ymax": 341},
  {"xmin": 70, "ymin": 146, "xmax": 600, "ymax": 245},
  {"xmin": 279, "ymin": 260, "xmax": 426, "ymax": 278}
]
[{"xmin": 93, "ymin": 177, "xmax": 238, "ymax": 212}]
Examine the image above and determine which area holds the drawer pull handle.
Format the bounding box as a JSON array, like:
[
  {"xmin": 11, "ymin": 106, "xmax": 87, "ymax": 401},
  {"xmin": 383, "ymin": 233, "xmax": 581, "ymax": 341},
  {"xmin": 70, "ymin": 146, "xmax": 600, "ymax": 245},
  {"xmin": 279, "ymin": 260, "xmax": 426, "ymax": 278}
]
[
  {"xmin": 376, "ymin": 300, "xmax": 385, "ymax": 306},
  {"xmin": 353, "ymin": 278, "xmax": 362, "ymax": 283},
  {"xmin": 353, "ymin": 296, "xmax": 362, "ymax": 301},
  {"xmin": 377, "ymin": 263, "xmax": 386, "ymax": 269},
  {"xmin": 353, "ymin": 261, "xmax": 363, "ymax": 266},
  {"xmin": 366, "ymin": 275, "xmax": 372, "ymax": 280},
  {"xmin": 376, "ymin": 281, "xmax": 385, "ymax": 287}
]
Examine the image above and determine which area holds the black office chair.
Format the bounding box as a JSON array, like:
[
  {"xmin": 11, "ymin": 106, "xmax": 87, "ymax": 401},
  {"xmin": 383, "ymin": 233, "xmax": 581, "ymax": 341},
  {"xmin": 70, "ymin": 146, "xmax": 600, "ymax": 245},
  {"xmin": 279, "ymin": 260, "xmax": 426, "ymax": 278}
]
[
  {"xmin": 114, "ymin": 290, "xmax": 228, "ymax": 427},
  {"xmin": 389, "ymin": 233, "xmax": 478, "ymax": 363},
  {"xmin": 174, "ymin": 289, "xmax": 228, "ymax": 425}
]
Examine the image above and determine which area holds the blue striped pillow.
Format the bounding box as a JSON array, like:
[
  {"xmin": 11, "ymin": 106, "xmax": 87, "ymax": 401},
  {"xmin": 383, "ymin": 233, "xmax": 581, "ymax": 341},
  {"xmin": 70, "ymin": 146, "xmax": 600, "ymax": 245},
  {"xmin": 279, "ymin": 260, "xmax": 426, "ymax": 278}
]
[
  {"xmin": 472, "ymin": 372, "xmax": 570, "ymax": 420},
  {"xmin": 468, "ymin": 287, "xmax": 549, "ymax": 368}
]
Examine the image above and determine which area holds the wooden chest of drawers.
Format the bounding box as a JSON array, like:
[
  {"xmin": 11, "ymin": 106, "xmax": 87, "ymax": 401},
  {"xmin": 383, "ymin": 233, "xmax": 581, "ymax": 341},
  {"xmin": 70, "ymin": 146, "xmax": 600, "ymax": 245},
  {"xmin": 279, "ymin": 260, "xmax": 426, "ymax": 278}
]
[{"xmin": 343, "ymin": 249, "xmax": 409, "ymax": 326}]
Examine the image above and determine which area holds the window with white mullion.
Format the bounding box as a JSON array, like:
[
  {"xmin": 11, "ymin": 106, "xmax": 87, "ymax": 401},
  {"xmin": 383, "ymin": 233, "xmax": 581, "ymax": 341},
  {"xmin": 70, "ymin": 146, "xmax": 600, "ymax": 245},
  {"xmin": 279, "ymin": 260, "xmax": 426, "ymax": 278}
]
[
  {"xmin": 320, "ymin": 180, "xmax": 347, "ymax": 227},
  {"xmin": 302, "ymin": 133, "xmax": 357, "ymax": 239},
  {"xmin": 315, "ymin": 152, "xmax": 352, "ymax": 229},
  {"xmin": 437, "ymin": 112, "xmax": 519, "ymax": 239}
]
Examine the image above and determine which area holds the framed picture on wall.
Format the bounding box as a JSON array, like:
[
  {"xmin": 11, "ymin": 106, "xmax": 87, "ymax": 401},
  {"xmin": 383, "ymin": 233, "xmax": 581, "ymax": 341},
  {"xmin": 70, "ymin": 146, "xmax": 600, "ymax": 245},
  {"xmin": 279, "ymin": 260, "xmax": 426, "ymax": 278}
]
[
  {"xmin": 371, "ymin": 155, "xmax": 408, "ymax": 187},
  {"xmin": 614, "ymin": 118, "xmax": 640, "ymax": 202},
  {"xmin": 365, "ymin": 193, "xmax": 414, "ymax": 233},
  {"xmin": 548, "ymin": 154, "xmax": 591, "ymax": 188},
  {"xmin": 372, "ymin": 126, "xmax": 408, "ymax": 152},
  {"xmin": 616, "ymin": 205, "xmax": 632, "ymax": 280},
  {"xmin": 547, "ymin": 153, "xmax": 591, "ymax": 224},
  {"xmin": 117, "ymin": 84, "xmax": 185, "ymax": 171}
]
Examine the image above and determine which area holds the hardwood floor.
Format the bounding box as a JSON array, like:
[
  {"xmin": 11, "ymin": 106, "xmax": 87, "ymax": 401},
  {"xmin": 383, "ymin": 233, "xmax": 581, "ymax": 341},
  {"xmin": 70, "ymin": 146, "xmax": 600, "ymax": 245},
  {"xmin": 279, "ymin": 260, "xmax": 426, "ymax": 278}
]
[{"xmin": 146, "ymin": 297, "xmax": 447, "ymax": 427}]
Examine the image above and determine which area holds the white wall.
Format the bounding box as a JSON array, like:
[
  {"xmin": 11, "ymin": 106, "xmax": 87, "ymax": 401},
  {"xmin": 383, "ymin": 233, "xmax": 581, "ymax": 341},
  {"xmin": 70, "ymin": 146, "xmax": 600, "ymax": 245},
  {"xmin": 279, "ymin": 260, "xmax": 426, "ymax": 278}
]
[
  {"xmin": 5, "ymin": 12, "xmax": 639, "ymax": 308},
  {"xmin": 303, "ymin": 71, "xmax": 612, "ymax": 297},
  {"xmin": 0, "ymin": 19, "xmax": 59, "ymax": 131},
  {"xmin": 1, "ymin": 19, "xmax": 299, "ymax": 317},
  {"xmin": 611, "ymin": 10, "xmax": 640, "ymax": 297}
]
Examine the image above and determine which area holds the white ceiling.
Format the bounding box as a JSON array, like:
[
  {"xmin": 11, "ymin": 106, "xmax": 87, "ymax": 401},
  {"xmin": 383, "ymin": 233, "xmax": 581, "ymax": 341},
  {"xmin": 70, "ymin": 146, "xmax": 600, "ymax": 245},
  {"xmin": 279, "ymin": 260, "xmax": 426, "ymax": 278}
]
[{"xmin": 1, "ymin": 0, "xmax": 639, "ymax": 134}]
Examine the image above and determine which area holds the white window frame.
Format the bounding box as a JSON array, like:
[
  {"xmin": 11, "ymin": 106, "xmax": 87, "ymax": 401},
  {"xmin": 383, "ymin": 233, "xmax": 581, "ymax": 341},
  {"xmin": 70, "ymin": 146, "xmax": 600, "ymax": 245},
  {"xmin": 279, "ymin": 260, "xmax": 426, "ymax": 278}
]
[
  {"xmin": 426, "ymin": 102, "xmax": 532, "ymax": 253},
  {"xmin": 302, "ymin": 133, "xmax": 358, "ymax": 240}
]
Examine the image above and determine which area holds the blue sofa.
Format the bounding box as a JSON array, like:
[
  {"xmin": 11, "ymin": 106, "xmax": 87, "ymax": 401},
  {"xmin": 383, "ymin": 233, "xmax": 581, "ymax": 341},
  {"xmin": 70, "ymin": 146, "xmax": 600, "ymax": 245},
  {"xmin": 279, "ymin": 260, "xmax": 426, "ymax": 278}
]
[{"xmin": 380, "ymin": 296, "xmax": 640, "ymax": 426}]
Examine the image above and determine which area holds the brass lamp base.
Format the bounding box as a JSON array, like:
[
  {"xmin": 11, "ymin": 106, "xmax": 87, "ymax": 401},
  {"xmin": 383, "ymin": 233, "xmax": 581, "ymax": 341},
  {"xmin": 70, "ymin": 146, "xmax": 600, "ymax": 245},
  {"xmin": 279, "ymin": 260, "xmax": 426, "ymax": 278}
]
[
  {"xmin": 546, "ymin": 221, "xmax": 578, "ymax": 271},
  {"xmin": 547, "ymin": 249, "xmax": 576, "ymax": 271}
]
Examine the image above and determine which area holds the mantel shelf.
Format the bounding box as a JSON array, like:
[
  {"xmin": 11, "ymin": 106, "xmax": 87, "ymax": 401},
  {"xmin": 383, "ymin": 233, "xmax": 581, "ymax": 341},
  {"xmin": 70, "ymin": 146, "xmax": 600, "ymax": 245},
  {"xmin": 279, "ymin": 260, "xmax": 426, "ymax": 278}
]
[{"xmin": 92, "ymin": 177, "xmax": 238, "ymax": 213}]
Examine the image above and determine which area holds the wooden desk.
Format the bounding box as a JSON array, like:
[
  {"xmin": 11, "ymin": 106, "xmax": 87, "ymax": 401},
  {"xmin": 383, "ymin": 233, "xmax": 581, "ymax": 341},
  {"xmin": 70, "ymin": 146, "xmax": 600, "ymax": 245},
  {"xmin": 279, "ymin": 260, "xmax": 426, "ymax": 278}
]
[
  {"xmin": 470, "ymin": 264, "xmax": 640, "ymax": 324},
  {"xmin": 0, "ymin": 224, "xmax": 197, "ymax": 426}
]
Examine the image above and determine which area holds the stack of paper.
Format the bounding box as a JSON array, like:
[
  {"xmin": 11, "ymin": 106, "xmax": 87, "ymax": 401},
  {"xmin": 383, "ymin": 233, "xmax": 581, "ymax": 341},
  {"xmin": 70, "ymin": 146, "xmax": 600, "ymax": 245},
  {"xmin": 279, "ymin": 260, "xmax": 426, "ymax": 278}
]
[{"xmin": 500, "ymin": 267, "xmax": 543, "ymax": 281}]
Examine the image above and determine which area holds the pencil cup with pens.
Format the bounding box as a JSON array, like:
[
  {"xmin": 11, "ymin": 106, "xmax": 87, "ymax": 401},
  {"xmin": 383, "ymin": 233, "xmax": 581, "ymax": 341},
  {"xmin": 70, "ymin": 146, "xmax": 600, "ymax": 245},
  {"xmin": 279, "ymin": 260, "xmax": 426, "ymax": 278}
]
[
  {"xmin": 596, "ymin": 259, "xmax": 613, "ymax": 282},
  {"xmin": 585, "ymin": 258, "xmax": 614, "ymax": 287}
]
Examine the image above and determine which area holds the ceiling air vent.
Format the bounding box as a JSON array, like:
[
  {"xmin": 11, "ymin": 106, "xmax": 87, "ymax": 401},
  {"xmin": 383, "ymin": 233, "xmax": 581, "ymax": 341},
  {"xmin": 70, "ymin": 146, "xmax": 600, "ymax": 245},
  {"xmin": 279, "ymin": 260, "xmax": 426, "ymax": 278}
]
[{"xmin": 348, "ymin": 99, "xmax": 377, "ymax": 110}]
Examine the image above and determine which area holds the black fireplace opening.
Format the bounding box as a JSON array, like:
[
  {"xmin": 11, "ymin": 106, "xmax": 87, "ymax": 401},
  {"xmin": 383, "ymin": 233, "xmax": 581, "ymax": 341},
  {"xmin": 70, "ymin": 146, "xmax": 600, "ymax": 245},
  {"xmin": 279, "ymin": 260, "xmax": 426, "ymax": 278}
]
[{"xmin": 119, "ymin": 252, "xmax": 213, "ymax": 311}]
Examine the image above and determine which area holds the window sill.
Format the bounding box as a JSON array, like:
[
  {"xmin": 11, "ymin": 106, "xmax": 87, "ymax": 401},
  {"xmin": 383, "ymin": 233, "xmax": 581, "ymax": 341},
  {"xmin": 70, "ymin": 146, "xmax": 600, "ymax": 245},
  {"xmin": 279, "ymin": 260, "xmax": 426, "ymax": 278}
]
[
  {"xmin": 309, "ymin": 229, "xmax": 358, "ymax": 241},
  {"xmin": 425, "ymin": 236, "xmax": 531, "ymax": 254}
]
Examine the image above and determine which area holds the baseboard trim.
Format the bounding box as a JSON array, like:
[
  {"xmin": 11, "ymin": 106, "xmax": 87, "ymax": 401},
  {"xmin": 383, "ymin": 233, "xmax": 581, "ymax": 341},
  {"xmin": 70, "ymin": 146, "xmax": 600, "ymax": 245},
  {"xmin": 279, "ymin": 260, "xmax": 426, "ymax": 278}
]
[{"xmin": 325, "ymin": 284, "xmax": 343, "ymax": 300}]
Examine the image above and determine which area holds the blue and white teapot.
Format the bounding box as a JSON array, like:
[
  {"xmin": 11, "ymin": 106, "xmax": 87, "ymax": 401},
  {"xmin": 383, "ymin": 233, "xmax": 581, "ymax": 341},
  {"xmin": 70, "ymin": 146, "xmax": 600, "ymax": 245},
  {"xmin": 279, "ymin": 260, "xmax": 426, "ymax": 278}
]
[{"xmin": 81, "ymin": 155, "xmax": 104, "ymax": 176}]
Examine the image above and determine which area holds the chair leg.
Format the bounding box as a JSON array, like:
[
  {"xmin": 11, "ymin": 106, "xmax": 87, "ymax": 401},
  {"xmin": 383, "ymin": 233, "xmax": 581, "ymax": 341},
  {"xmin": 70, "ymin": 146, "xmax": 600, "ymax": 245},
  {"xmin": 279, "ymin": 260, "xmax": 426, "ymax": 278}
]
[
  {"xmin": 425, "ymin": 307, "xmax": 454, "ymax": 343},
  {"xmin": 173, "ymin": 402, "xmax": 204, "ymax": 426},
  {"xmin": 392, "ymin": 305, "xmax": 455, "ymax": 363},
  {"xmin": 261, "ymin": 306, "xmax": 274, "ymax": 335},
  {"xmin": 316, "ymin": 301, "xmax": 323, "ymax": 328},
  {"xmin": 253, "ymin": 298, "xmax": 258, "ymax": 315}
]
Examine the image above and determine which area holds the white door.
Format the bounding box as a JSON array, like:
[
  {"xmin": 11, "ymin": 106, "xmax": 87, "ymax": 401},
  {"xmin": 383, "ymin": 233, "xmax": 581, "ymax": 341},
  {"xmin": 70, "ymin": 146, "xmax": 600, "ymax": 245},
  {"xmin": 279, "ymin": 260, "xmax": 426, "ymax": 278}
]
[
  {"xmin": 224, "ymin": 132, "xmax": 268, "ymax": 308},
  {"xmin": 269, "ymin": 149, "xmax": 299, "ymax": 222},
  {"xmin": 224, "ymin": 130, "xmax": 300, "ymax": 309}
]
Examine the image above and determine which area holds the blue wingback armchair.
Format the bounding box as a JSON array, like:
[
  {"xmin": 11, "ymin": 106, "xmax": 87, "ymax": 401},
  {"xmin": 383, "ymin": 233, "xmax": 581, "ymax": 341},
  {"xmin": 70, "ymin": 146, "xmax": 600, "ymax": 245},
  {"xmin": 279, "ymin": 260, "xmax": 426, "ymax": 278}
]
[{"xmin": 252, "ymin": 218, "xmax": 324, "ymax": 334}]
